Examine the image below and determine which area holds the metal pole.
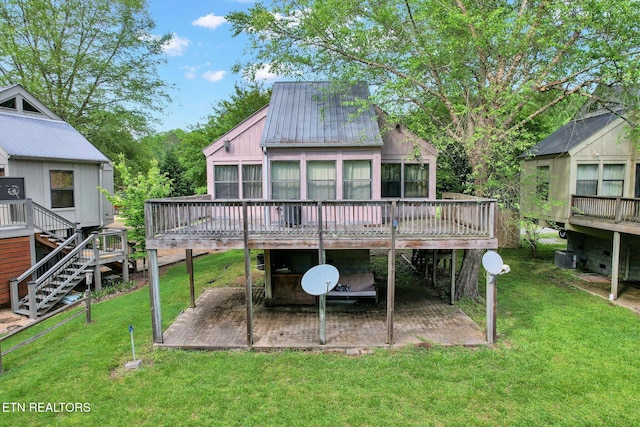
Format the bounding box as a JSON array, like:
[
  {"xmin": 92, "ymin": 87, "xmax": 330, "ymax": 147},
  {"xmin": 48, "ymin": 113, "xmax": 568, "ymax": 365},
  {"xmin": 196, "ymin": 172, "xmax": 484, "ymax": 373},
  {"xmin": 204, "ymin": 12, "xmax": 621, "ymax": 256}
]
[
  {"xmin": 486, "ymin": 273, "xmax": 497, "ymax": 344},
  {"xmin": 319, "ymin": 292, "xmax": 327, "ymax": 345},
  {"xmin": 186, "ymin": 249, "xmax": 195, "ymax": 308}
]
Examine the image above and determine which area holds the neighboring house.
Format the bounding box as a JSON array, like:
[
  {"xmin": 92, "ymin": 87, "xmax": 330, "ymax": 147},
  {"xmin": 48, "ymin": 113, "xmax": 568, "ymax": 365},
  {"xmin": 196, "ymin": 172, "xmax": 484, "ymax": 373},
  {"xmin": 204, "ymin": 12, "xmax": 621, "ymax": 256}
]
[
  {"xmin": 145, "ymin": 82, "xmax": 498, "ymax": 347},
  {"xmin": 520, "ymin": 107, "xmax": 640, "ymax": 299},
  {"xmin": 0, "ymin": 84, "xmax": 117, "ymax": 310}
]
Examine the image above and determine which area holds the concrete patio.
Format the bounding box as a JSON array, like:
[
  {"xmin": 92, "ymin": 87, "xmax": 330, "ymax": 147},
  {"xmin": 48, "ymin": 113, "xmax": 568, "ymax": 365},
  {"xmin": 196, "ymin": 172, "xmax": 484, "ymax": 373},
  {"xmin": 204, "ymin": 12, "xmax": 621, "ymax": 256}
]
[{"xmin": 158, "ymin": 283, "xmax": 487, "ymax": 351}]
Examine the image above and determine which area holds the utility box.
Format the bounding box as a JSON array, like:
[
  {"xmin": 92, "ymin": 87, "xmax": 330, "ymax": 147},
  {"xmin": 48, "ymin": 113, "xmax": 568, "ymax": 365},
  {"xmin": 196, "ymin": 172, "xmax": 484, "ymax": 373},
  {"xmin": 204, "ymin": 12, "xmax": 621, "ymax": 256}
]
[{"xmin": 555, "ymin": 250, "xmax": 577, "ymax": 269}]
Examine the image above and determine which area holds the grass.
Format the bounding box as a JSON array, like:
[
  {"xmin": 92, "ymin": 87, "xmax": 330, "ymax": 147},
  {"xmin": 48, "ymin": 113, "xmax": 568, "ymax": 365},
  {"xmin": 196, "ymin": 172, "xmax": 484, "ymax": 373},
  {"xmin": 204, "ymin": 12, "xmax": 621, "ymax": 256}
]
[{"xmin": 1, "ymin": 245, "xmax": 639, "ymax": 426}]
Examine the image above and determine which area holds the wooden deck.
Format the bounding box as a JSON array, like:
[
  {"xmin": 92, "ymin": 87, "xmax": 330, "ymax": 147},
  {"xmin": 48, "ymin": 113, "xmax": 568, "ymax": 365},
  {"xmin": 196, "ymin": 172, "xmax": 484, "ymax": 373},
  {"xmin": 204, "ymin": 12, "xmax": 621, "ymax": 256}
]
[
  {"xmin": 145, "ymin": 198, "xmax": 499, "ymax": 250},
  {"xmin": 159, "ymin": 285, "xmax": 487, "ymax": 351},
  {"xmin": 570, "ymin": 195, "xmax": 640, "ymax": 235}
]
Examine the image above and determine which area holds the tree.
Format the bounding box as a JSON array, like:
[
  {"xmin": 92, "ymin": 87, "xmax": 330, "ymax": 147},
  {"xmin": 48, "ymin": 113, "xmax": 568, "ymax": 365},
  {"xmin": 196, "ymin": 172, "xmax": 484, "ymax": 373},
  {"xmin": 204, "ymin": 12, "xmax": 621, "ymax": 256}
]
[
  {"xmin": 228, "ymin": 0, "xmax": 640, "ymax": 299},
  {"xmin": 160, "ymin": 149, "xmax": 192, "ymax": 197},
  {"xmin": 102, "ymin": 154, "xmax": 171, "ymax": 261},
  {"xmin": 0, "ymin": 0, "xmax": 171, "ymax": 165}
]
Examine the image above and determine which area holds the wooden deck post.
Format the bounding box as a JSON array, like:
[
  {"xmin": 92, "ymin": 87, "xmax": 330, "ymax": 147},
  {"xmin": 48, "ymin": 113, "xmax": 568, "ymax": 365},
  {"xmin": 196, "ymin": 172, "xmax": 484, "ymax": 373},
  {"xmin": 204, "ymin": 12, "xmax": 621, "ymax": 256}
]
[
  {"xmin": 610, "ymin": 231, "xmax": 621, "ymax": 300},
  {"xmin": 186, "ymin": 249, "xmax": 195, "ymax": 308},
  {"xmin": 121, "ymin": 231, "xmax": 129, "ymax": 284},
  {"xmin": 386, "ymin": 201, "xmax": 396, "ymax": 346},
  {"xmin": 450, "ymin": 249, "xmax": 457, "ymax": 305},
  {"xmin": 92, "ymin": 232, "xmax": 102, "ymax": 292},
  {"xmin": 148, "ymin": 249, "xmax": 163, "ymax": 344},
  {"xmin": 243, "ymin": 202, "xmax": 253, "ymax": 347}
]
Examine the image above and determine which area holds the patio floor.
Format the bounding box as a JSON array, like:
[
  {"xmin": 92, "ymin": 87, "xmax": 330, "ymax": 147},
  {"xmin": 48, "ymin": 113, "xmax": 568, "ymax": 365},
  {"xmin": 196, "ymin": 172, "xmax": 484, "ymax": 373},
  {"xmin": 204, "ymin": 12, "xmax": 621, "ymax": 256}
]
[{"xmin": 159, "ymin": 284, "xmax": 487, "ymax": 351}]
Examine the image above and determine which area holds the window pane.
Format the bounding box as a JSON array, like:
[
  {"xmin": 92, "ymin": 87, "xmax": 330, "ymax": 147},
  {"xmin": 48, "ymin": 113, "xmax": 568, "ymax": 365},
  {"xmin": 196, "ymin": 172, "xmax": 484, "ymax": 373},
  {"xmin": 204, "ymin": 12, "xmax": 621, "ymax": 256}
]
[
  {"xmin": 242, "ymin": 165, "xmax": 262, "ymax": 198},
  {"xmin": 602, "ymin": 164, "xmax": 624, "ymax": 197},
  {"xmin": 404, "ymin": 164, "xmax": 428, "ymax": 197},
  {"xmin": 308, "ymin": 161, "xmax": 336, "ymax": 199},
  {"xmin": 214, "ymin": 165, "xmax": 239, "ymax": 199},
  {"xmin": 50, "ymin": 170, "xmax": 74, "ymax": 208},
  {"xmin": 382, "ymin": 164, "xmax": 401, "ymax": 197},
  {"xmin": 343, "ymin": 160, "xmax": 371, "ymax": 199},
  {"xmin": 536, "ymin": 166, "xmax": 550, "ymax": 201},
  {"xmin": 576, "ymin": 165, "xmax": 598, "ymax": 196},
  {"xmin": 271, "ymin": 161, "xmax": 300, "ymax": 199}
]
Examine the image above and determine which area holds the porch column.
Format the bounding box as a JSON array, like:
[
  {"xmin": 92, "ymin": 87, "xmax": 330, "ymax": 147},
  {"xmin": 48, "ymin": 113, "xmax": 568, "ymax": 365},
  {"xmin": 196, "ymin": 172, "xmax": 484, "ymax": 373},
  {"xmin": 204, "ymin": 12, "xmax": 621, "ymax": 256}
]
[
  {"xmin": 610, "ymin": 231, "xmax": 621, "ymax": 300},
  {"xmin": 242, "ymin": 203, "xmax": 253, "ymax": 347},
  {"xmin": 450, "ymin": 249, "xmax": 457, "ymax": 305},
  {"xmin": 386, "ymin": 201, "xmax": 396, "ymax": 346},
  {"xmin": 148, "ymin": 249, "xmax": 163, "ymax": 344}
]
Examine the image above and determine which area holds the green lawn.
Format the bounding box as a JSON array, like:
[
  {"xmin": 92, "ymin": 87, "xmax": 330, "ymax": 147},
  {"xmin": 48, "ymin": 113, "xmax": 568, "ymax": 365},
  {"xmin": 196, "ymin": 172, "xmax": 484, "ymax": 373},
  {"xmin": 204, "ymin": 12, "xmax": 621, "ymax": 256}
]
[{"xmin": 1, "ymin": 245, "xmax": 639, "ymax": 426}]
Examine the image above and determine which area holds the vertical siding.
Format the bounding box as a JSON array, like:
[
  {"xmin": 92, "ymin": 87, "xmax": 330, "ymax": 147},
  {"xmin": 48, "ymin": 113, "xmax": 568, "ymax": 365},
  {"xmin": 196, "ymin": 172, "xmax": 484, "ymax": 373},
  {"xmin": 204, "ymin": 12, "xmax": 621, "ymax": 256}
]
[{"xmin": 0, "ymin": 236, "xmax": 31, "ymax": 305}]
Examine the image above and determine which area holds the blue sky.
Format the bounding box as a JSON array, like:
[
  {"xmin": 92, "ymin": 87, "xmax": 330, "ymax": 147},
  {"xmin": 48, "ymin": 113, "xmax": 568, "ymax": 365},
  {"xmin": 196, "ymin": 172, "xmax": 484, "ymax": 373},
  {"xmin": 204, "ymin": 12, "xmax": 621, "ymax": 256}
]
[{"xmin": 148, "ymin": 0, "xmax": 277, "ymax": 132}]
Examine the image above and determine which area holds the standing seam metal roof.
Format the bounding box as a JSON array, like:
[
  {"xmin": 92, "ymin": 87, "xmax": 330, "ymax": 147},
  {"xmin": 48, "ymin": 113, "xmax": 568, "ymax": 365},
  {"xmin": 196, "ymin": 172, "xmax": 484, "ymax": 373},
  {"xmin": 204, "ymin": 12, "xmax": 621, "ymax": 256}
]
[
  {"xmin": 0, "ymin": 112, "xmax": 109, "ymax": 162},
  {"xmin": 261, "ymin": 82, "xmax": 383, "ymax": 146}
]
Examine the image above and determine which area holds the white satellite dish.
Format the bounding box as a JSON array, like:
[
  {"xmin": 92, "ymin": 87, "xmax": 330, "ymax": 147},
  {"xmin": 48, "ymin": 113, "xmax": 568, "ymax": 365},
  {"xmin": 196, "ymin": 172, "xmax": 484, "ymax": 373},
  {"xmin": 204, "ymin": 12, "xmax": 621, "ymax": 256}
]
[
  {"xmin": 301, "ymin": 264, "xmax": 339, "ymax": 296},
  {"xmin": 482, "ymin": 251, "xmax": 504, "ymax": 275}
]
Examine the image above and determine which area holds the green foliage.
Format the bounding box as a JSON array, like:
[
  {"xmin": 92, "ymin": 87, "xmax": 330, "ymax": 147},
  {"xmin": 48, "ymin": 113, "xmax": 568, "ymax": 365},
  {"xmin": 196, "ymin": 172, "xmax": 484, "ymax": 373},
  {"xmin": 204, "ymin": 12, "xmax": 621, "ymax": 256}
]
[
  {"xmin": 0, "ymin": 0, "xmax": 172, "ymax": 171},
  {"xmin": 229, "ymin": 1, "xmax": 640, "ymax": 196},
  {"xmin": 101, "ymin": 154, "xmax": 171, "ymax": 259},
  {"xmin": 160, "ymin": 149, "xmax": 192, "ymax": 197}
]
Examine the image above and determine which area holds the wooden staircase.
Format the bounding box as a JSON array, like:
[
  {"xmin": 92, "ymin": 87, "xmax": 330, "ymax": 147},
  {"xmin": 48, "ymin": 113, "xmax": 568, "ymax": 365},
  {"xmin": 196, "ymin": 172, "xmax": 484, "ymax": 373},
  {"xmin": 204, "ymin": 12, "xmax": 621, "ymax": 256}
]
[{"xmin": 6, "ymin": 201, "xmax": 129, "ymax": 319}]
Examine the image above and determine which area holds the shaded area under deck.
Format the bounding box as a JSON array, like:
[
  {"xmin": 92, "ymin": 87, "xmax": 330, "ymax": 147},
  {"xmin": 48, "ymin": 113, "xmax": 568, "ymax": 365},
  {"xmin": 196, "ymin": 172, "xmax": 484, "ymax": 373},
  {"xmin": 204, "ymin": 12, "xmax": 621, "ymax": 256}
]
[{"xmin": 159, "ymin": 284, "xmax": 486, "ymax": 351}]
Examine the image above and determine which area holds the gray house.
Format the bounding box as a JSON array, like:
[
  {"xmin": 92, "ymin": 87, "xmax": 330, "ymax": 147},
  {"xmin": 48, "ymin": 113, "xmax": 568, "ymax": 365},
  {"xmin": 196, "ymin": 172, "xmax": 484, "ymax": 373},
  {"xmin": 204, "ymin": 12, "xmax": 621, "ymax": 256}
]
[
  {"xmin": 0, "ymin": 84, "xmax": 114, "ymax": 229},
  {"xmin": 0, "ymin": 84, "xmax": 115, "ymax": 308},
  {"xmin": 521, "ymin": 107, "xmax": 640, "ymax": 299}
]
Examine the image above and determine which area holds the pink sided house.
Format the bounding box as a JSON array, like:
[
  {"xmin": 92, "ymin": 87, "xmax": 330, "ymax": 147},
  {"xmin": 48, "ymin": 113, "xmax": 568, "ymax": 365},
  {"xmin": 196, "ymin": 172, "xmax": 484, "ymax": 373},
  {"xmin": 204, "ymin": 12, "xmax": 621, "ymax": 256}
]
[{"xmin": 144, "ymin": 82, "xmax": 497, "ymax": 347}]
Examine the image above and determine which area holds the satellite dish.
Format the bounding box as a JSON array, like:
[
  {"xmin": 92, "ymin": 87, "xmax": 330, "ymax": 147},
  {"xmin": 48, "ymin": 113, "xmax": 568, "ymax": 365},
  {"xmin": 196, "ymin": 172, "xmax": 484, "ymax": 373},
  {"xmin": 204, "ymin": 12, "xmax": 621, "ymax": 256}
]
[
  {"xmin": 301, "ymin": 264, "xmax": 339, "ymax": 296},
  {"xmin": 482, "ymin": 251, "xmax": 504, "ymax": 275}
]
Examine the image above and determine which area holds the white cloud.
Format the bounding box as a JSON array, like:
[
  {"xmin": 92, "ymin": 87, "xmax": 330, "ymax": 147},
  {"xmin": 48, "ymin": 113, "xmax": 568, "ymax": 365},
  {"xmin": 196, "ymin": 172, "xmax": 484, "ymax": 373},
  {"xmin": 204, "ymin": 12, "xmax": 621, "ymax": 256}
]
[
  {"xmin": 253, "ymin": 64, "xmax": 279, "ymax": 82},
  {"xmin": 192, "ymin": 13, "xmax": 227, "ymax": 30},
  {"xmin": 182, "ymin": 66, "xmax": 200, "ymax": 80},
  {"xmin": 162, "ymin": 33, "xmax": 190, "ymax": 56},
  {"xmin": 203, "ymin": 70, "xmax": 226, "ymax": 82}
]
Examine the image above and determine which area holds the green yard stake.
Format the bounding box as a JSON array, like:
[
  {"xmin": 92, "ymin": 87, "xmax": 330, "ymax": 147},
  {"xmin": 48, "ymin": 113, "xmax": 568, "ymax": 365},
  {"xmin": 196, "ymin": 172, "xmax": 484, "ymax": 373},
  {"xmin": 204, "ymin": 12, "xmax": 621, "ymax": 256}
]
[
  {"xmin": 129, "ymin": 324, "xmax": 136, "ymax": 361},
  {"xmin": 125, "ymin": 324, "xmax": 141, "ymax": 370}
]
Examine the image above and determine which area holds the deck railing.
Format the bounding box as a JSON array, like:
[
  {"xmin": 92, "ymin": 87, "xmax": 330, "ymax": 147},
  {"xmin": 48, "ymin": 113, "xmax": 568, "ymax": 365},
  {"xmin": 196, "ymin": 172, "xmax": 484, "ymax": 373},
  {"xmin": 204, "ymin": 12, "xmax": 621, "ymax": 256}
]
[
  {"xmin": 145, "ymin": 198, "xmax": 496, "ymax": 240},
  {"xmin": 571, "ymin": 195, "xmax": 640, "ymax": 224},
  {"xmin": 0, "ymin": 199, "xmax": 76, "ymax": 242}
]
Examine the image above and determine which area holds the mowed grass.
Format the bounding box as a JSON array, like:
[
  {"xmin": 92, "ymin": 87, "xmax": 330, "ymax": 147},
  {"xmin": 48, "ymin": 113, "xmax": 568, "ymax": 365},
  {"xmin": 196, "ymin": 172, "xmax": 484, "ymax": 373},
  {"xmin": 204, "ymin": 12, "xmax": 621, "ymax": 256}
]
[{"xmin": 1, "ymin": 246, "xmax": 639, "ymax": 426}]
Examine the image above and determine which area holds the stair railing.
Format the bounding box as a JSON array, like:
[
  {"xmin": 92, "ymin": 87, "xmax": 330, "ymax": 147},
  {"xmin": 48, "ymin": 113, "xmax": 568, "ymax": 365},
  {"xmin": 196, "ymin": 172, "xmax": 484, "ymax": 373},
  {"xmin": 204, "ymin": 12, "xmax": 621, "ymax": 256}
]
[
  {"xmin": 18, "ymin": 234, "xmax": 96, "ymax": 319},
  {"xmin": 31, "ymin": 200, "xmax": 78, "ymax": 243},
  {"xmin": 10, "ymin": 233, "xmax": 81, "ymax": 313}
]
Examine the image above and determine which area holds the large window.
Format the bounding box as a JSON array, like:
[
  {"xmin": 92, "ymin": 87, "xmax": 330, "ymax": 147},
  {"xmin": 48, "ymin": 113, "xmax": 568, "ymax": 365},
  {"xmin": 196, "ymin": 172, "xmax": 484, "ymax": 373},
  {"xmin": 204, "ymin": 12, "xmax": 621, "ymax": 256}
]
[
  {"xmin": 602, "ymin": 164, "xmax": 625, "ymax": 197},
  {"xmin": 242, "ymin": 165, "xmax": 262, "ymax": 198},
  {"xmin": 50, "ymin": 170, "xmax": 74, "ymax": 208},
  {"xmin": 343, "ymin": 160, "xmax": 371, "ymax": 199},
  {"xmin": 382, "ymin": 163, "xmax": 428, "ymax": 198},
  {"xmin": 405, "ymin": 164, "xmax": 428, "ymax": 197},
  {"xmin": 214, "ymin": 165, "xmax": 239, "ymax": 199},
  {"xmin": 307, "ymin": 161, "xmax": 336, "ymax": 200},
  {"xmin": 271, "ymin": 161, "xmax": 300, "ymax": 199},
  {"xmin": 536, "ymin": 166, "xmax": 550, "ymax": 201},
  {"xmin": 576, "ymin": 164, "xmax": 598, "ymax": 196}
]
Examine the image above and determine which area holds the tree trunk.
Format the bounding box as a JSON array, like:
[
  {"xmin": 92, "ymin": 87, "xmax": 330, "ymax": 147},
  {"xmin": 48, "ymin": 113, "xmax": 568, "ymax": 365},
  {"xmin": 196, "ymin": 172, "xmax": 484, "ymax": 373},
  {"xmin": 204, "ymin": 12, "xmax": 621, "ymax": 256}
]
[{"xmin": 455, "ymin": 248, "xmax": 483, "ymax": 300}]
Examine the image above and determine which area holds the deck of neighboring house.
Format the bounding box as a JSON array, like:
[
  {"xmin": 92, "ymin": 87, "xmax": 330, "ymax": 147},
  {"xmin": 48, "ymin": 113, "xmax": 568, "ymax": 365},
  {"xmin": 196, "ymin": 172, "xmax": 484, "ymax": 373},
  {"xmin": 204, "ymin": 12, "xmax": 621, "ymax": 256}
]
[
  {"xmin": 570, "ymin": 195, "xmax": 640, "ymax": 234},
  {"xmin": 1, "ymin": 199, "xmax": 129, "ymax": 319}
]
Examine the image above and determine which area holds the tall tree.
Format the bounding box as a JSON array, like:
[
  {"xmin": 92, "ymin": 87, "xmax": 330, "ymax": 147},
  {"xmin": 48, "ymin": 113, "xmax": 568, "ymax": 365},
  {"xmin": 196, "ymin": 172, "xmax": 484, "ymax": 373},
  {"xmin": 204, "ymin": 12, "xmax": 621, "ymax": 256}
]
[
  {"xmin": 228, "ymin": 0, "xmax": 640, "ymax": 298},
  {"xmin": 0, "ymin": 0, "xmax": 171, "ymax": 164}
]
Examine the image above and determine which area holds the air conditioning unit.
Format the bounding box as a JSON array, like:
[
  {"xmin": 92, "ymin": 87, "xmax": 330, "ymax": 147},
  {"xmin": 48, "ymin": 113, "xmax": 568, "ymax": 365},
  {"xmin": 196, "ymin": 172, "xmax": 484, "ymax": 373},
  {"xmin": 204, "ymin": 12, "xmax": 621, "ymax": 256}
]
[{"xmin": 555, "ymin": 250, "xmax": 577, "ymax": 269}]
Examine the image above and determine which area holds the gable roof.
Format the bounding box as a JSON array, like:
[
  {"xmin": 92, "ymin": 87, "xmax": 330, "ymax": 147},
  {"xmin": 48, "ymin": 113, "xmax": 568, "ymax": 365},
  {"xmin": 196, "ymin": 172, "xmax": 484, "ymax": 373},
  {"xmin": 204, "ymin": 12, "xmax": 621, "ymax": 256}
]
[
  {"xmin": 261, "ymin": 81, "xmax": 383, "ymax": 147},
  {"xmin": 0, "ymin": 85, "xmax": 109, "ymax": 163},
  {"xmin": 521, "ymin": 111, "xmax": 623, "ymax": 158}
]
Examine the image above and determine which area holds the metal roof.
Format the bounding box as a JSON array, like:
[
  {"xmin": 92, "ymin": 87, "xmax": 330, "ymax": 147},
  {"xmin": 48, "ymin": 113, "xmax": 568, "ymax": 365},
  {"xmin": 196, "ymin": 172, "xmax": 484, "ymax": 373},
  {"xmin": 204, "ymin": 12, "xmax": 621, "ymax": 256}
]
[
  {"xmin": 261, "ymin": 82, "xmax": 383, "ymax": 147},
  {"xmin": 0, "ymin": 112, "xmax": 110, "ymax": 162},
  {"xmin": 521, "ymin": 111, "xmax": 622, "ymax": 158}
]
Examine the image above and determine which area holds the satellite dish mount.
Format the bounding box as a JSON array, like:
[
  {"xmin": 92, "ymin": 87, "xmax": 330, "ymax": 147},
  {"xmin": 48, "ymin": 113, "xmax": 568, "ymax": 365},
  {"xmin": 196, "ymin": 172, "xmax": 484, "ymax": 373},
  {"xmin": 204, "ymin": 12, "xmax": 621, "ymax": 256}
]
[
  {"xmin": 481, "ymin": 251, "xmax": 510, "ymax": 345},
  {"xmin": 301, "ymin": 264, "xmax": 339, "ymax": 345}
]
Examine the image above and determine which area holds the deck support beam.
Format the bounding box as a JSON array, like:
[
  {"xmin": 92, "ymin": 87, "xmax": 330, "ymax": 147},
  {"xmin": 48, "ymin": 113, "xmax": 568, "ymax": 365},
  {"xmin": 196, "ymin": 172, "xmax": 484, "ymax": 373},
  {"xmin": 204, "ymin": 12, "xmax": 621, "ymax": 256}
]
[
  {"xmin": 610, "ymin": 231, "xmax": 621, "ymax": 300},
  {"xmin": 386, "ymin": 202, "xmax": 396, "ymax": 346},
  {"xmin": 450, "ymin": 249, "xmax": 457, "ymax": 305},
  {"xmin": 186, "ymin": 249, "xmax": 195, "ymax": 308},
  {"xmin": 243, "ymin": 203, "xmax": 254, "ymax": 347},
  {"xmin": 148, "ymin": 249, "xmax": 163, "ymax": 344}
]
